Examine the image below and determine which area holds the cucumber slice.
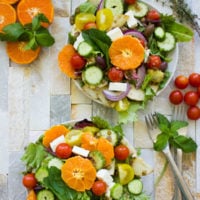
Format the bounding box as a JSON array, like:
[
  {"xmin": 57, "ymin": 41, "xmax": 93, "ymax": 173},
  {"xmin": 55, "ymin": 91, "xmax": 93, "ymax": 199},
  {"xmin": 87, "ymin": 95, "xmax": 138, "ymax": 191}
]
[
  {"xmin": 128, "ymin": 179, "xmax": 143, "ymax": 195},
  {"xmin": 48, "ymin": 158, "xmax": 64, "ymax": 170},
  {"xmin": 97, "ymin": 129, "xmax": 118, "ymax": 146},
  {"xmin": 128, "ymin": 2, "xmax": 148, "ymax": 18},
  {"xmin": 35, "ymin": 167, "xmax": 48, "ymax": 183},
  {"xmin": 110, "ymin": 183, "xmax": 123, "ymax": 199},
  {"xmin": 37, "ymin": 189, "xmax": 55, "ymax": 200},
  {"xmin": 154, "ymin": 27, "xmax": 165, "ymax": 40},
  {"xmin": 77, "ymin": 41, "xmax": 93, "ymax": 57},
  {"xmin": 89, "ymin": 150, "xmax": 106, "ymax": 170},
  {"xmin": 82, "ymin": 66, "xmax": 103, "ymax": 86},
  {"xmin": 157, "ymin": 32, "xmax": 175, "ymax": 52},
  {"xmin": 105, "ymin": 0, "xmax": 124, "ymax": 16}
]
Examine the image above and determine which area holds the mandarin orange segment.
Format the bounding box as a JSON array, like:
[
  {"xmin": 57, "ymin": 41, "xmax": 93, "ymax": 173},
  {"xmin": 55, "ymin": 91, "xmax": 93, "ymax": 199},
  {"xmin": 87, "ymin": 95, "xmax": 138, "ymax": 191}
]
[
  {"xmin": 0, "ymin": 0, "xmax": 19, "ymax": 4},
  {"xmin": 58, "ymin": 44, "xmax": 77, "ymax": 78},
  {"xmin": 17, "ymin": 0, "xmax": 54, "ymax": 27},
  {"xmin": 42, "ymin": 125, "xmax": 69, "ymax": 148},
  {"xmin": 6, "ymin": 41, "xmax": 41, "ymax": 64},
  {"xmin": 61, "ymin": 156, "xmax": 96, "ymax": 192},
  {"xmin": 26, "ymin": 190, "xmax": 37, "ymax": 200},
  {"xmin": 109, "ymin": 35, "xmax": 145, "ymax": 70},
  {"xmin": 0, "ymin": 3, "xmax": 16, "ymax": 31},
  {"xmin": 81, "ymin": 132, "xmax": 98, "ymax": 151},
  {"xmin": 97, "ymin": 138, "xmax": 114, "ymax": 166}
]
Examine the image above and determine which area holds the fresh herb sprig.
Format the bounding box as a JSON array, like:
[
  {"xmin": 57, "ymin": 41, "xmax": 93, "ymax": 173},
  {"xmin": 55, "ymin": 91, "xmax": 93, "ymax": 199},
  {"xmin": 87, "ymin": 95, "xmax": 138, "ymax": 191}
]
[
  {"xmin": 0, "ymin": 13, "xmax": 55, "ymax": 50},
  {"xmin": 154, "ymin": 113, "xmax": 197, "ymax": 153}
]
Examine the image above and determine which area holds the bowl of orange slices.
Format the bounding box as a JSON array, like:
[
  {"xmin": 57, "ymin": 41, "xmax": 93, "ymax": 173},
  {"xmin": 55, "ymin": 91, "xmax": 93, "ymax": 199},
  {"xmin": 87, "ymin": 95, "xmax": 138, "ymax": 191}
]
[
  {"xmin": 22, "ymin": 117, "xmax": 153, "ymax": 200},
  {"xmin": 57, "ymin": 0, "xmax": 194, "ymax": 122}
]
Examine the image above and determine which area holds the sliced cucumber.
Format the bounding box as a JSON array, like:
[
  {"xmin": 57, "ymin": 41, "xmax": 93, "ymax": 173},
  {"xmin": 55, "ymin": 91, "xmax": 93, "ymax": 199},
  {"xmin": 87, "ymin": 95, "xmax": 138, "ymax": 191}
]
[
  {"xmin": 128, "ymin": 2, "xmax": 148, "ymax": 18},
  {"xmin": 97, "ymin": 129, "xmax": 118, "ymax": 146},
  {"xmin": 128, "ymin": 179, "xmax": 143, "ymax": 195},
  {"xmin": 82, "ymin": 66, "xmax": 103, "ymax": 86},
  {"xmin": 89, "ymin": 150, "xmax": 106, "ymax": 170},
  {"xmin": 35, "ymin": 167, "xmax": 48, "ymax": 183},
  {"xmin": 105, "ymin": 0, "xmax": 124, "ymax": 16},
  {"xmin": 110, "ymin": 183, "xmax": 123, "ymax": 199},
  {"xmin": 77, "ymin": 41, "xmax": 93, "ymax": 57},
  {"xmin": 48, "ymin": 158, "xmax": 64, "ymax": 170},
  {"xmin": 154, "ymin": 27, "xmax": 165, "ymax": 40},
  {"xmin": 157, "ymin": 32, "xmax": 175, "ymax": 52},
  {"xmin": 37, "ymin": 189, "xmax": 55, "ymax": 200}
]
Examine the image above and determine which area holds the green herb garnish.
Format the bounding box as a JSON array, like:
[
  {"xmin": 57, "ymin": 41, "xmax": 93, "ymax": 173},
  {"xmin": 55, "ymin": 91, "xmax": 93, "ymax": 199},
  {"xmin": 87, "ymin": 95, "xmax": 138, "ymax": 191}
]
[
  {"xmin": 0, "ymin": 13, "xmax": 55, "ymax": 50},
  {"xmin": 154, "ymin": 113, "xmax": 197, "ymax": 153}
]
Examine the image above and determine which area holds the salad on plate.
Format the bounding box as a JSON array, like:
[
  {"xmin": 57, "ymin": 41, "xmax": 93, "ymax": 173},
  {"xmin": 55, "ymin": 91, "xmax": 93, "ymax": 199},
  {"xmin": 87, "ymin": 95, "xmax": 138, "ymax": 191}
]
[
  {"xmin": 21, "ymin": 117, "xmax": 153, "ymax": 200},
  {"xmin": 58, "ymin": 0, "xmax": 193, "ymax": 123}
]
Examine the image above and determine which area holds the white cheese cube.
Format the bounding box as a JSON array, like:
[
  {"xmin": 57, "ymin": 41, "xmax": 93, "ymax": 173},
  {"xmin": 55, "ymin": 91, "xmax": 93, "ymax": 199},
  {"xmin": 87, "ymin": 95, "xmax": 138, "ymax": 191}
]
[
  {"xmin": 127, "ymin": 85, "xmax": 145, "ymax": 101},
  {"xmin": 72, "ymin": 146, "xmax": 89, "ymax": 157},
  {"xmin": 73, "ymin": 33, "xmax": 84, "ymax": 50},
  {"xmin": 108, "ymin": 82, "xmax": 128, "ymax": 92},
  {"xmin": 125, "ymin": 10, "xmax": 138, "ymax": 28},
  {"xmin": 106, "ymin": 27, "xmax": 123, "ymax": 41},
  {"xmin": 50, "ymin": 135, "xmax": 66, "ymax": 152},
  {"xmin": 96, "ymin": 169, "xmax": 113, "ymax": 185}
]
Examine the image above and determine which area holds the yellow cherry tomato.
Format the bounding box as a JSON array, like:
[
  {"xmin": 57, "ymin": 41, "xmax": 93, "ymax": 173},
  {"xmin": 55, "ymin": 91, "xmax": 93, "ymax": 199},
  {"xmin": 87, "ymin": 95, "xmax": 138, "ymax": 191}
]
[
  {"xmin": 96, "ymin": 8, "xmax": 114, "ymax": 31},
  {"xmin": 75, "ymin": 13, "xmax": 96, "ymax": 30}
]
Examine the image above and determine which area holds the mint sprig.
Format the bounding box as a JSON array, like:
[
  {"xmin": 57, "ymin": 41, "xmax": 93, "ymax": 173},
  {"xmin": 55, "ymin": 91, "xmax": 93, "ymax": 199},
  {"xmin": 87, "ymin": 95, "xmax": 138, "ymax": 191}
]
[
  {"xmin": 0, "ymin": 13, "xmax": 54, "ymax": 50},
  {"xmin": 154, "ymin": 113, "xmax": 197, "ymax": 153}
]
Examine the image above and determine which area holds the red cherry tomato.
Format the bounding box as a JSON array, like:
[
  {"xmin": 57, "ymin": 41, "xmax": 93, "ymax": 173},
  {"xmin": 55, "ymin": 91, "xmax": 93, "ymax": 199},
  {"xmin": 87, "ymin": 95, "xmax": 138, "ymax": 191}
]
[
  {"xmin": 184, "ymin": 91, "xmax": 199, "ymax": 106},
  {"xmin": 84, "ymin": 22, "xmax": 97, "ymax": 30},
  {"xmin": 187, "ymin": 106, "xmax": 200, "ymax": 120},
  {"xmin": 22, "ymin": 173, "xmax": 37, "ymax": 189},
  {"xmin": 92, "ymin": 180, "xmax": 107, "ymax": 196},
  {"xmin": 147, "ymin": 55, "xmax": 162, "ymax": 69},
  {"xmin": 188, "ymin": 73, "xmax": 200, "ymax": 87},
  {"xmin": 55, "ymin": 143, "xmax": 72, "ymax": 159},
  {"xmin": 197, "ymin": 86, "xmax": 200, "ymax": 97},
  {"xmin": 146, "ymin": 9, "xmax": 160, "ymax": 21},
  {"xmin": 124, "ymin": 0, "xmax": 137, "ymax": 4},
  {"xmin": 138, "ymin": 38, "xmax": 146, "ymax": 47},
  {"xmin": 169, "ymin": 90, "xmax": 183, "ymax": 105},
  {"xmin": 174, "ymin": 75, "xmax": 189, "ymax": 89},
  {"xmin": 114, "ymin": 145, "xmax": 130, "ymax": 161},
  {"xmin": 70, "ymin": 53, "xmax": 86, "ymax": 70},
  {"xmin": 108, "ymin": 67, "xmax": 124, "ymax": 82}
]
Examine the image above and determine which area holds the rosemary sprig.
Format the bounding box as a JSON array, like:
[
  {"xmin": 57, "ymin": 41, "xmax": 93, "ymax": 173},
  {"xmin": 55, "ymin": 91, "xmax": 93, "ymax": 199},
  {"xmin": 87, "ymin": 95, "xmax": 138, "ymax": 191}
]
[{"xmin": 156, "ymin": 0, "xmax": 200, "ymax": 37}]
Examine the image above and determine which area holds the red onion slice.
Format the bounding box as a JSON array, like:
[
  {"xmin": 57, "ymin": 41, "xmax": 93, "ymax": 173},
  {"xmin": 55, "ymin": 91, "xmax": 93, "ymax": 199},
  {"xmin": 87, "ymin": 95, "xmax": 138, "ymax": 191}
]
[
  {"xmin": 123, "ymin": 30, "xmax": 147, "ymax": 46},
  {"xmin": 97, "ymin": 0, "xmax": 104, "ymax": 10},
  {"xmin": 103, "ymin": 83, "xmax": 131, "ymax": 101}
]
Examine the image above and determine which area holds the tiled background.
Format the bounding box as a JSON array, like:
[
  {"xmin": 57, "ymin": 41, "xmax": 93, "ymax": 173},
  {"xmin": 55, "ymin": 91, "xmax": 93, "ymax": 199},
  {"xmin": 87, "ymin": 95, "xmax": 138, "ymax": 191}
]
[{"xmin": 0, "ymin": 0, "xmax": 200, "ymax": 199}]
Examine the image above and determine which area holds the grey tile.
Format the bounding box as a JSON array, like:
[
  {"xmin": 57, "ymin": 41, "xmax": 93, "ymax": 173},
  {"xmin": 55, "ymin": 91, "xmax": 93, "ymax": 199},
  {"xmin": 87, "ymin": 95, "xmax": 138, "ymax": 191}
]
[
  {"xmin": 50, "ymin": 94, "xmax": 71, "ymax": 126},
  {"xmin": 8, "ymin": 151, "xmax": 26, "ymax": 200},
  {"xmin": 0, "ymin": 174, "xmax": 8, "ymax": 200}
]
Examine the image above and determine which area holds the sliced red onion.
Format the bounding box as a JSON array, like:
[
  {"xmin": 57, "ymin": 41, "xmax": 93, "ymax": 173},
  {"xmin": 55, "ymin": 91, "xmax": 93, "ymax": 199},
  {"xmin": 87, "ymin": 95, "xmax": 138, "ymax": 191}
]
[
  {"xmin": 97, "ymin": 0, "xmax": 104, "ymax": 10},
  {"xmin": 123, "ymin": 30, "xmax": 147, "ymax": 46},
  {"xmin": 103, "ymin": 83, "xmax": 131, "ymax": 101},
  {"xmin": 135, "ymin": 64, "xmax": 146, "ymax": 89},
  {"xmin": 124, "ymin": 70, "xmax": 139, "ymax": 81}
]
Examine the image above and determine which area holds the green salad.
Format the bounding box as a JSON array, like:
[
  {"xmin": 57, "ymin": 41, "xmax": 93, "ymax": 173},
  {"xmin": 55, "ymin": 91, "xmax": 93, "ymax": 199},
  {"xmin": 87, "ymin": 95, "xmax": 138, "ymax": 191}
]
[
  {"xmin": 21, "ymin": 117, "xmax": 153, "ymax": 200},
  {"xmin": 58, "ymin": 0, "xmax": 193, "ymax": 123}
]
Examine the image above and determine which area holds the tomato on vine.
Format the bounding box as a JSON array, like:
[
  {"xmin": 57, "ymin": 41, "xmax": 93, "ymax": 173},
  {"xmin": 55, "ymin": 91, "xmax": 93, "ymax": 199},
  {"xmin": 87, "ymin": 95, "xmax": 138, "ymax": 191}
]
[
  {"xmin": 187, "ymin": 106, "xmax": 200, "ymax": 120},
  {"xmin": 184, "ymin": 91, "xmax": 199, "ymax": 106},
  {"xmin": 169, "ymin": 90, "xmax": 183, "ymax": 105},
  {"xmin": 189, "ymin": 73, "xmax": 200, "ymax": 87},
  {"xmin": 174, "ymin": 75, "xmax": 189, "ymax": 89}
]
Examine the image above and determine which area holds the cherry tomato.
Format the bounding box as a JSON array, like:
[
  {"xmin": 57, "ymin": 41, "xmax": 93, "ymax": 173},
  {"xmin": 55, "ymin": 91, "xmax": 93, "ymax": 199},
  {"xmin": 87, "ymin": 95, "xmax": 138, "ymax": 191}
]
[
  {"xmin": 146, "ymin": 9, "xmax": 160, "ymax": 21},
  {"xmin": 169, "ymin": 90, "xmax": 183, "ymax": 105},
  {"xmin": 22, "ymin": 173, "xmax": 37, "ymax": 189},
  {"xmin": 114, "ymin": 145, "xmax": 130, "ymax": 161},
  {"xmin": 187, "ymin": 106, "xmax": 200, "ymax": 120},
  {"xmin": 124, "ymin": 0, "xmax": 137, "ymax": 4},
  {"xmin": 75, "ymin": 13, "xmax": 96, "ymax": 30},
  {"xmin": 188, "ymin": 73, "xmax": 200, "ymax": 87},
  {"xmin": 96, "ymin": 8, "xmax": 113, "ymax": 31},
  {"xmin": 138, "ymin": 38, "xmax": 146, "ymax": 47},
  {"xmin": 197, "ymin": 86, "xmax": 200, "ymax": 97},
  {"xmin": 184, "ymin": 91, "xmax": 199, "ymax": 106},
  {"xmin": 55, "ymin": 143, "xmax": 72, "ymax": 159},
  {"xmin": 108, "ymin": 67, "xmax": 124, "ymax": 82},
  {"xmin": 70, "ymin": 53, "xmax": 86, "ymax": 70},
  {"xmin": 147, "ymin": 55, "xmax": 162, "ymax": 69},
  {"xmin": 92, "ymin": 180, "xmax": 107, "ymax": 196},
  {"xmin": 84, "ymin": 22, "xmax": 97, "ymax": 30},
  {"xmin": 174, "ymin": 75, "xmax": 189, "ymax": 89}
]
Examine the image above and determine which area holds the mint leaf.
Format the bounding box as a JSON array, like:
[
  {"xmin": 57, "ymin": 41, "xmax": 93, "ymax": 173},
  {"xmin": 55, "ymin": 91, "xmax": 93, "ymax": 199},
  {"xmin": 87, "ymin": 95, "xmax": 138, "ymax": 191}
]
[
  {"xmin": 25, "ymin": 37, "xmax": 38, "ymax": 50},
  {"xmin": 170, "ymin": 120, "xmax": 188, "ymax": 132},
  {"xmin": 32, "ymin": 13, "xmax": 49, "ymax": 31},
  {"xmin": 154, "ymin": 133, "xmax": 169, "ymax": 151},
  {"xmin": 173, "ymin": 135, "xmax": 197, "ymax": 153},
  {"xmin": 36, "ymin": 33, "xmax": 55, "ymax": 47}
]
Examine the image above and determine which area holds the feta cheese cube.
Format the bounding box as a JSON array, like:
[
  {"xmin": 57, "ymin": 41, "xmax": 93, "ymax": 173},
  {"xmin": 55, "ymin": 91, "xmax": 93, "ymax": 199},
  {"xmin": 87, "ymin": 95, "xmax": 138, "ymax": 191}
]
[
  {"xmin": 109, "ymin": 82, "xmax": 128, "ymax": 92},
  {"xmin": 50, "ymin": 135, "xmax": 66, "ymax": 152},
  {"xmin": 72, "ymin": 146, "xmax": 89, "ymax": 157},
  {"xmin": 107, "ymin": 27, "xmax": 123, "ymax": 41},
  {"xmin": 125, "ymin": 10, "xmax": 138, "ymax": 28}
]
